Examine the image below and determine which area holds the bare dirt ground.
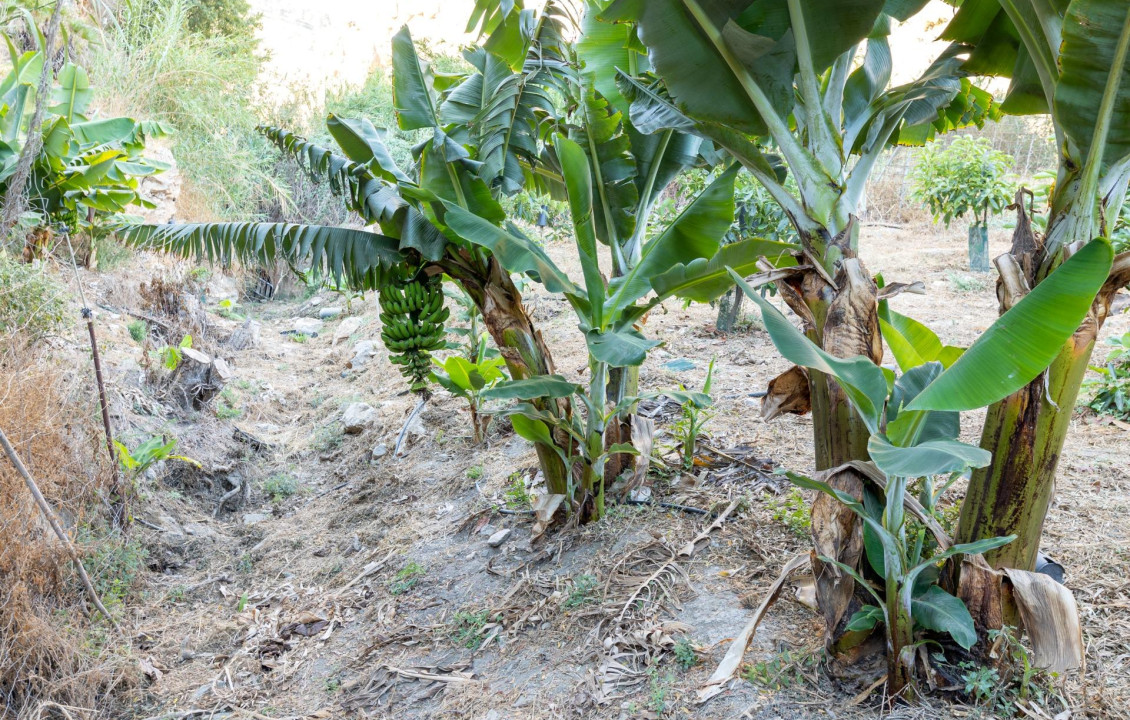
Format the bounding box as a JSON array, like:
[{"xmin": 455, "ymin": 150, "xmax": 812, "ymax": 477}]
[{"xmin": 78, "ymin": 222, "xmax": 1129, "ymax": 719}]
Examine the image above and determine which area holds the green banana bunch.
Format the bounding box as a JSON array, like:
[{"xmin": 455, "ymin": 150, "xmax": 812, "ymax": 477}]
[{"xmin": 379, "ymin": 272, "xmax": 449, "ymax": 393}]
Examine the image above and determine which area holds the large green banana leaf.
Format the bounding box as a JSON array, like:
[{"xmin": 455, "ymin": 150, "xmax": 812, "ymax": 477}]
[
  {"xmin": 909, "ymin": 239, "xmax": 1114, "ymax": 411},
  {"xmin": 122, "ymin": 223, "xmax": 404, "ymax": 290}
]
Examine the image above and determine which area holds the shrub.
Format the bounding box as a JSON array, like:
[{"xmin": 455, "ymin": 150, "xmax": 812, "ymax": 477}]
[
  {"xmin": 262, "ymin": 472, "xmax": 300, "ymax": 501},
  {"xmin": 0, "ymin": 349, "xmax": 120, "ymax": 715},
  {"xmin": 910, "ymin": 137, "xmax": 1015, "ymax": 229},
  {"xmin": 0, "ymin": 253, "xmax": 68, "ymax": 343},
  {"xmin": 88, "ymin": 0, "xmax": 274, "ymax": 220}
]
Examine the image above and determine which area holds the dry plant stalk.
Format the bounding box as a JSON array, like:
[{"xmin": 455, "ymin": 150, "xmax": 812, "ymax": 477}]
[{"xmin": 0, "ymin": 426, "xmax": 118, "ymax": 630}]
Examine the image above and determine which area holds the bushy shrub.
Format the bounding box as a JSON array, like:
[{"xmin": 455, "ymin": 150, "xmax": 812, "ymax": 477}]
[
  {"xmin": 0, "ymin": 253, "xmax": 68, "ymax": 342},
  {"xmin": 910, "ymin": 136, "xmax": 1015, "ymax": 228},
  {"xmin": 87, "ymin": 0, "xmax": 275, "ymax": 220}
]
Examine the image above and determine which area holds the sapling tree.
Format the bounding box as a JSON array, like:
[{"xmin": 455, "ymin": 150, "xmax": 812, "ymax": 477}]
[{"xmin": 910, "ymin": 136, "xmax": 1015, "ymax": 271}]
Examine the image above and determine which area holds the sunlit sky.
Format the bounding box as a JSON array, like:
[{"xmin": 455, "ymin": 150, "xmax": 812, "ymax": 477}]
[{"xmin": 249, "ymin": 0, "xmax": 961, "ymax": 102}]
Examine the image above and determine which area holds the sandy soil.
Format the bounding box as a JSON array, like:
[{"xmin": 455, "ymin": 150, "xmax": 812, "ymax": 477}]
[{"xmin": 82, "ymin": 221, "xmax": 1129, "ymax": 719}]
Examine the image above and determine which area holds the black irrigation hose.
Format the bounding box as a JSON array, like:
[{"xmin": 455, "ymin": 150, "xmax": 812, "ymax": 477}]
[{"xmin": 497, "ymin": 499, "xmax": 714, "ymax": 517}]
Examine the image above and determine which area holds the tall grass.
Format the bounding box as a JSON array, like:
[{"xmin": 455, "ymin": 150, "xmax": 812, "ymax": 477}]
[{"xmin": 86, "ymin": 0, "xmax": 279, "ymax": 221}]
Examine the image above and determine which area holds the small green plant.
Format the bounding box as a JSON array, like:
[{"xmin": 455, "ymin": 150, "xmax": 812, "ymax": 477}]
[
  {"xmin": 86, "ymin": 534, "xmax": 148, "ymax": 610},
  {"xmin": 448, "ymin": 609, "xmax": 492, "ymax": 650},
  {"xmin": 647, "ymin": 666, "xmax": 675, "ymax": 714},
  {"xmin": 237, "ymin": 592, "xmax": 249, "ymax": 612},
  {"xmin": 115, "ymin": 436, "xmax": 200, "ymax": 478},
  {"xmin": 167, "ymin": 585, "xmax": 187, "ymax": 604},
  {"xmin": 673, "ymin": 638, "xmax": 699, "ymax": 671},
  {"xmin": 289, "ymin": 332, "xmax": 309, "ymax": 344},
  {"xmin": 237, "ymin": 554, "xmax": 253, "ymax": 574},
  {"xmin": 127, "ymin": 319, "xmax": 148, "ymax": 343},
  {"xmin": 153, "ymin": 335, "xmax": 194, "ymax": 370},
  {"xmin": 911, "ymin": 137, "xmax": 1015, "ymax": 271},
  {"xmin": 389, "ymin": 561, "xmax": 425, "ymax": 595},
  {"xmin": 466, "ymin": 465, "xmax": 483, "ymax": 481},
  {"xmin": 216, "ymin": 298, "xmax": 244, "ymax": 321},
  {"xmin": 563, "ymin": 574, "xmax": 600, "ymax": 610},
  {"xmin": 669, "ymin": 359, "xmax": 716, "ymax": 471},
  {"xmin": 503, "ymin": 472, "xmax": 531, "ymax": 510},
  {"xmin": 312, "ymin": 424, "xmax": 343, "ymax": 453},
  {"xmin": 262, "ymin": 473, "xmax": 300, "ymax": 502},
  {"xmin": 323, "ymin": 676, "xmax": 342, "ymax": 694},
  {"xmin": 1084, "ymin": 332, "xmax": 1130, "ymax": 420},
  {"xmin": 215, "ymin": 387, "xmax": 242, "ymax": 419},
  {"xmin": 741, "ymin": 649, "xmax": 816, "ymax": 690},
  {"xmin": 431, "ymin": 338, "xmax": 508, "ymax": 444},
  {"xmin": 946, "ymin": 270, "xmax": 991, "ymax": 294},
  {"xmin": 766, "ymin": 489, "xmax": 810, "ymax": 538}
]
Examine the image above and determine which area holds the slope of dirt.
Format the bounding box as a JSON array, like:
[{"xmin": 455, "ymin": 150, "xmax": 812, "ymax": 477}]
[{"xmin": 79, "ymin": 223, "xmax": 1130, "ymax": 719}]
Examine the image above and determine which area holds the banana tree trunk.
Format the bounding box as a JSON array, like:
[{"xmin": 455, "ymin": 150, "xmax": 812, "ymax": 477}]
[
  {"xmin": 783, "ymin": 252, "xmax": 883, "ymax": 652},
  {"xmin": 957, "ymin": 252, "xmax": 1130, "ymax": 569},
  {"xmin": 441, "ymin": 254, "xmax": 573, "ymax": 496},
  {"xmin": 605, "ymin": 364, "xmax": 639, "ymax": 483},
  {"xmin": 716, "ymin": 285, "xmax": 744, "ymax": 333}
]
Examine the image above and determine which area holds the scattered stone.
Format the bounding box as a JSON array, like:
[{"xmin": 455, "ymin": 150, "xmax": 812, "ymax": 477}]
[
  {"xmin": 242, "ymin": 513, "xmax": 270, "ymax": 525},
  {"xmin": 228, "ymin": 319, "xmax": 261, "ymax": 350},
  {"xmin": 333, "ymin": 317, "xmax": 363, "ymax": 346},
  {"xmin": 319, "ymin": 306, "xmax": 343, "ymax": 320},
  {"xmin": 342, "ymin": 402, "xmax": 379, "ymax": 434},
  {"xmin": 482, "ymin": 711, "xmax": 501, "ymax": 720},
  {"xmin": 156, "ymin": 515, "xmax": 184, "ymax": 535},
  {"xmin": 371, "ymin": 443, "xmax": 389, "ymax": 459},
  {"xmin": 293, "ymin": 317, "xmax": 323, "ymax": 335},
  {"xmin": 488, "ymin": 528, "xmax": 512, "ymax": 548},
  {"xmin": 183, "ymin": 523, "xmax": 216, "ymax": 537},
  {"xmin": 478, "ymin": 523, "xmax": 496, "ymax": 536},
  {"xmin": 191, "ymin": 683, "xmax": 213, "ymax": 701},
  {"xmin": 349, "ymin": 340, "xmax": 380, "ymax": 368},
  {"xmin": 256, "ymin": 423, "xmax": 280, "ymax": 434},
  {"xmin": 629, "ymin": 486, "xmax": 652, "ymax": 503},
  {"xmin": 513, "ymin": 695, "xmax": 532, "ymax": 709}
]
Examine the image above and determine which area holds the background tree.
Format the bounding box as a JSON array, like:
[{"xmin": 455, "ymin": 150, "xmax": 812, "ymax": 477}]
[{"xmin": 910, "ymin": 136, "xmax": 1015, "ymax": 271}]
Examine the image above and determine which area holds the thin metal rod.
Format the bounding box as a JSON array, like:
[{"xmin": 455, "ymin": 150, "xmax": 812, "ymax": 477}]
[
  {"xmin": 0, "ymin": 425, "xmax": 120, "ymax": 630},
  {"xmin": 65, "ymin": 234, "xmax": 127, "ymax": 527}
]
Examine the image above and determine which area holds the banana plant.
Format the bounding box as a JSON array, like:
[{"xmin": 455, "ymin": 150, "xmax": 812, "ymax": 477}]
[
  {"xmin": 602, "ymin": 0, "xmax": 1000, "ymax": 471},
  {"xmin": 729, "ymin": 236, "xmax": 1111, "ymax": 691},
  {"xmin": 939, "ymin": 0, "xmax": 1130, "ymax": 576},
  {"xmin": 431, "ymin": 338, "xmax": 508, "ymax": 444},
  {"xmin": 0, "ymin": 30, "xmax": 171, "ymax": 242}
]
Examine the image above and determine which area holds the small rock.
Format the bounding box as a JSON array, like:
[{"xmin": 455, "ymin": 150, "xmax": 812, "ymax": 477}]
[
  {"xmin": 342, "ymin": 402, "xmax": 379, "ymax": 434},
  {"xmin": 256, "ymin": 423, "xmax": 280, "ymax": 434},
  {"xmin": 333, "ymin": 317, "xmax": 363, "ymax": 346},
  {"xmin": 487, "ymin": 528, "xmax": 512, "ymax": 548},
  {"xmin": 482, "ymin": 711, "xmax": 501, "ymax": 720},
  {"xmin": 183, "ymin": 522, "xmax": 216, "ymax": 537},
  {"xmin": 309, "ymin": 296, "xmax": 323, "ymax": 306},
  {"xmin": 513, "ymin": 695, "xmax": 532, "ymax": 709},
  {"xmin": 478, "ymin": 523, "xmax": 496, "ymax": 536},
  {"xmin": 349, "ymin": 340, "xmax": 380, "ymax": 368},
  {"xmin": 242, "ymin": 513, "xmax": 270, "ymax": 525},
  {"xmin": 293, "ymin": 317, "xmax": 323, "ymax": 335},
  {"xmin": 371, "ymin": 443, "xmax": 388, "ymax": 459},
  {"xmin": 629, "ymin": 486, "xmax": 652, "ymax": 503},
  {"xmin": 191, "ymin": 683, "xmax": 213, "ymax": 701},
  {"xmin": 319, "ymin": 306, "xmax": 343, "ymax": 320}
]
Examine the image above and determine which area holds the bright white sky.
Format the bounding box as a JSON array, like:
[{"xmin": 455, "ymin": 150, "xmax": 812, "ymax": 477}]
[{"xmin": 249, "ymin": 0, "xmax": 960, "ymax": 101}]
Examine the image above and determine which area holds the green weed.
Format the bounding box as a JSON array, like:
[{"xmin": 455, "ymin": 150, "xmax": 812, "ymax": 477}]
[
  {"xmin": 448, "ymin": 610, "xmax": 492, "ymax": 650},
  {"xmin": 262, "ymin": 473, "xmax": 300, "ymax": 501},
  {"xmin": 127, "ymin": 319, "xmax": 148, "ymax": 344},
  {"xmin": 766, "ymin": 489, "xmax": 810, "ymax": 538},
  {"xmin": 563, "ymin": 574, "xmax": 600, "ymax": 610},
  {"xmin": 389, "ymin": 561, "xmax": 425, "ymax": 595}
]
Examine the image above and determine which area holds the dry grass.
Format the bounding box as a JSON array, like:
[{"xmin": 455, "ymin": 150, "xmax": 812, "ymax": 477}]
[{"xmin": 0, "ymin": 346, "xmax": 130, "ymax": 718}]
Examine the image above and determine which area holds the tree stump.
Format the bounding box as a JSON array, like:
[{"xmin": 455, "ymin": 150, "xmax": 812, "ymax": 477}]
[{"xmin": 162, "ymin": 348, "xmax": 231, "ymax": 410}]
